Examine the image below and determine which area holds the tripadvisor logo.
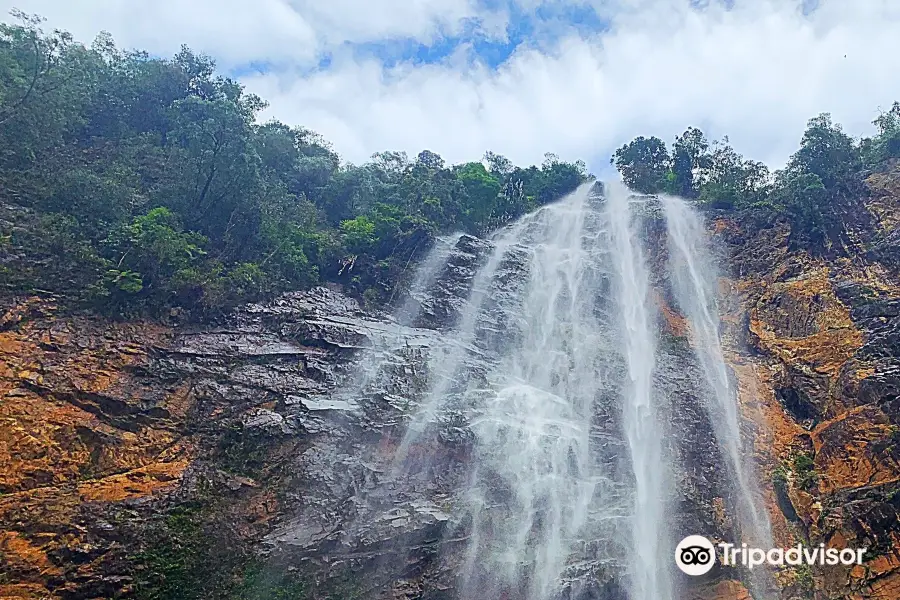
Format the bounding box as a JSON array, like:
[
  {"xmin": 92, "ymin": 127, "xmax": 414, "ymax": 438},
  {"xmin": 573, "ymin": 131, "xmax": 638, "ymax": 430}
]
[
  {"xmin": 675, "ymin": 535, "xmax": 867, "ymax": 576},
  {"xmin": 675, "ymin": 535, "xmax": 716, "ymax": 575}
]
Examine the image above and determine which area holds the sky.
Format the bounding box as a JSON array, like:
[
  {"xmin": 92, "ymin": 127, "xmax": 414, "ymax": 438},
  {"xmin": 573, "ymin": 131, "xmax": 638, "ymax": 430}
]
[{"xmin": 2, "ymin": 0, "xmax": 899, "ymax": 176}]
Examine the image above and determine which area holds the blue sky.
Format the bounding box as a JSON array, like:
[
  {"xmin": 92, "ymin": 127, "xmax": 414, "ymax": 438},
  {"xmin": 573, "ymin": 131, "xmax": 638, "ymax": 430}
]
[
  {"xmin": 338, "ymin": 1, "xmax": 608, "ymax": 70},
  {"xmin": 3, "ymin": 0, "xmax": 900, "ymax": 175},
  {"xmin": 228, "ymin": 2, "xmax": 608, "ymax": 78}
]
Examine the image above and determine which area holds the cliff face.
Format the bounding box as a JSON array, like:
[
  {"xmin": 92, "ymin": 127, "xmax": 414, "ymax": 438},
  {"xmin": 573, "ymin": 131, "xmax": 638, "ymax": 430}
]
[
  {"xmin": 0, "ymin": 167, "xmax": 898, "ymax": 600},
  {"xmin": 0, "ymin": 299, "xmax": 190, "ymax": 599},
  {"xmin": 711, "ymin": 163, "xmax": 900, "ymax": 600},
  {"xmin": 0, "ymin": 242, "xmax": 497, "ymax": 600}
]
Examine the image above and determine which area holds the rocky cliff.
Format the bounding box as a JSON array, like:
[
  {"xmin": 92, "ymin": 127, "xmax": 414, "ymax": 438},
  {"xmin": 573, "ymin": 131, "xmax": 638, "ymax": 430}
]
[
  {"xmin": 712, "ymin": 162, "xmax": 900, "ymax": 600},
  {"xmin": 0, "ymin": 166, "xmax": 898, "ymax": 600}
]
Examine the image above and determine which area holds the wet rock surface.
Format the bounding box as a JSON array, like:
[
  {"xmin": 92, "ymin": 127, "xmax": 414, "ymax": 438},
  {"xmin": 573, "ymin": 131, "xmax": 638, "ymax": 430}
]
[
  {"xmin": 1, "ymin": 167, "xmax": 900, "ymax": 600},
  {"xmin": 709, "ymin": 165, "xmax": 900, "ymax": 599}
]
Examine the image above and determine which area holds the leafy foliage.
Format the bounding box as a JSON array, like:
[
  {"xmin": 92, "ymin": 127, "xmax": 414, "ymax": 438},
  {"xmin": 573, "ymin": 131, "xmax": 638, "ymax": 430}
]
[
  {"xmin": 3, "ymin": 11, "xmax": 895, "ymax": 310},
  {"xmin": 862, "ymin": 102, "xmax": 900, "ymax": 165},
  {"xmin": 611, "ymin": 136, "xmax": 670, "ymax": 194},
  {"xmin": 670, "ymin": 126, "xmax": 710, "ymax": 198},
  {"xmin": 133, "ymin": 503, "xmax": 238, "ymax": 600},
  {"xmin": 0, "ymin": 14, "xmax": 589, "ymax": 316},
  {"xmin": 230, "ymin": 562, "xmax": 307, "ymax": 600},
  {"xmin": 612, "ymin": 106, "xmax": 900, "ymax": 251},
  {"xmin": 791, "ymin": 452, "xmax": 818, "ymax": 491},
  {"xmin": 697, "ymin": 138, "xmax": 769, "ymax": 209}
]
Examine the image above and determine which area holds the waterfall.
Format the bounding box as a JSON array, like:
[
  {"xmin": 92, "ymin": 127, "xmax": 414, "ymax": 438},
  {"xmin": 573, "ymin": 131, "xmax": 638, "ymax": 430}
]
[
  {"xmin": 605, "ymin": 181, "xmax": 672, "ymax": 600},
  {"xmin": 457, "ymin": 183, "xmax": 609, "ymax": 600},
  {"xmin": 661, "ymin": 195, "xmax": 774, "ymax": 590},
  {"xmin": 395, "ymin": 231, "xmax": 465, "ymax": 327},
  {"xmin": 339, "ymin": 231, "xmax": 466, "ymax": 411},
  {"xmin": 346, "ymin": 182, "xmax": 770, "ymax": 600},
  {"xmin": 390, "ymin": 222, "xmax": 527, "ymax": 474}
]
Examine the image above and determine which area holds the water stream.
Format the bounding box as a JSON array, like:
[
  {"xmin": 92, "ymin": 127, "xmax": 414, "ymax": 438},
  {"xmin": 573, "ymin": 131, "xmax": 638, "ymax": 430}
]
[
  {"xmin": 605, "ymin": 181, "xmax": 671, "ymax": 600},
  {"xmin": 662, "ymin": 194, "xmax": 774, "ymax": 595},
  {"xmin": 350, "ymin": 182, "xmax": 770, "ymax": 600}
]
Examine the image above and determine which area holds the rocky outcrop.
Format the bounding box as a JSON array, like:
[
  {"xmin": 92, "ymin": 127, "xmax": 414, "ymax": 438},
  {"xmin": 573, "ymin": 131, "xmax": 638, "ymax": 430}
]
[
  {"xmin": 0, "ymin": 297, "xmax": 191, "ymax": 599},
  {"xmin": 710, "ymin": 165, "xmax": 900, "ymax": 600},
  {"xmin": 0, "ymin": 236, "xmax": 499, "ymax": 599},
  {"xmin": 1, "ymin": 166, "xmax": 899, "ymax": 600}
]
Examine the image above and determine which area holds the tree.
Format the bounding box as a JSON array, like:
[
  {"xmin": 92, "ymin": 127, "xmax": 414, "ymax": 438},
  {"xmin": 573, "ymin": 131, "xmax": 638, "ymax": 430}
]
[
  {"xmin": 861, "ymin": 101, "xmax": 900, "ymax": 167},
  {"xmin": 4, "ymin": 12, "xmax": 888, "ymax": 317},
  {"xmin": 533, "ymin": 154, "xmax": 587, "ymax": 204},
  {"xmin": 697, "ymin": 139, "xmax": 770, "ymax": 209},
  {"xmin": 454, "ymin": 162, "xmax": 501, "ymax": 232},
  {"xmin": 0, "ymin": 11, "xmax": 76, "ymax": 126},
  {"xmin": 771, "ymin": 171, "xmax": 828, "ymax": 245},
  {"xmin": 784, "ymin": 113, "xmax": 860, "ymax": 194},
  {"xmin": 415, "ymin": 149, "xmax": 445, "ymax": 171},
  {"xmin": 770, "ymin": 114, "xmax": 862, "ymax": 249},
  {"xmin": 483, "ymin": 151, "xmax": 513, "ymax": 178},
  {"xmin": 339, "ymin": 215, "xmax": 376, "ymax": 254},
  {"xmin": 670, "ymin": 127, "xmax": 710, "ymax": 198},
  {"xmin": 318, "ymin": 165, "xmax": 381, "ymax": 225},
  {"xmin": 254, "ymin": 121, "xmax": 339, "ymax": 197},
  {"xmin": 101, "ymin": 207, "xmax": 209, "ymax": 307},
  {"xmin": 159, "ymin": 90, "xmax": 266, "ymax": 259},
  {"xmin": 371, "ymin": 151, "xmax": 409, "ymax": 179},
  {"xmin": 611, "ymin": 136, "xmax": 670, "ymax": 194},
  {"xmin": 0, "ymin": 11, "xmax": 94, "ymax": 171}
]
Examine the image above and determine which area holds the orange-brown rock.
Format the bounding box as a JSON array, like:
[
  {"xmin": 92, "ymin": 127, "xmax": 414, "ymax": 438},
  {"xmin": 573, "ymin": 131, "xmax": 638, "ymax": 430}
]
[
  {"xmin": 750, "ymin": 267, "xmax": 863, "ymax": 381},
  {"xmin": 1, "ymin": 164, "xmax": 899, "ymax": 600},
  {"xmin": 0, "ymin": 287, "xmax": 391, "ymax": 599},
  {"xmin": 683, "ymin": 578, "xmax": 752, "ymax": 600},
  {"xmin": 0, "ymin": 297, "xmax": 193, "ymax": 599},
  {"xmin": 713, "ymin": 165, "xmax": 900, "ymax": 600}
]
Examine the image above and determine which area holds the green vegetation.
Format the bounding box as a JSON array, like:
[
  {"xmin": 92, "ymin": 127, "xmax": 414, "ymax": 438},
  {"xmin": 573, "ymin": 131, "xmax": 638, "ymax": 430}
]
[
  {"xmin": 230, "ymin": 562, "xmax": 307, "ymax": 600},
  {"xmin": 612, "ymin": 105, "xmax": 900, "ymax": 249},
  {"xmin": 889, "ymin": 424, "xmax": 900, "ymax": 446},
  {"xmin": 2, "ymin": 12, "xmax": 898, "ymax": 318},
  {"xmin": 133, "ymin": 499, "xmax": 309, "ymax": 600},
  {"xmin": 0, "ymin": 13, "xmax": 589, "ymax": 316},
  {"xmin": 791, "ymin": 452, "xmax": 818, "ymax": 491},
  {"xmin": 132, "ymin": 502, "xmax": 232, "ymax": 600},
  {"xmin": 771, "ymin": 452, "xmax": 817, "ymax": 495},
  {"xmin": 794, "ymin": 562, "xmax": 814, "ymax": 592},
  {"xmin": 772, "ymin": 464, "xmax": 789, "ymax": 493},
  {"xmin": 217, "ymin": 423, "xmax": 271, "ymax": 478},
  {"xmin": 887, "ymin": 485, "xmax": 900, "ymax": 504}
]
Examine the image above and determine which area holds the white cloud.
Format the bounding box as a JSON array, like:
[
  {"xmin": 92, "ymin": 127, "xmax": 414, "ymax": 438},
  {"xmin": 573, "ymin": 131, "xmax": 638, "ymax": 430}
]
[
  {"xmin": 3, "ymin": 0, "xmax": 900, "ymax": 174},
  {"xmin": 242, "ymin": 0, "xmax": 900, "ymax": 173},
  {"xmin": 294, "ymin": 0, "xmax": 491, "ymax": 48},
  {"xmin": 0, "ymin": 0, "xmax": 490, "ymax": 66},
  {"xmin": 0, "ymin": 0, "xmax": 319, "ymax": 64}
]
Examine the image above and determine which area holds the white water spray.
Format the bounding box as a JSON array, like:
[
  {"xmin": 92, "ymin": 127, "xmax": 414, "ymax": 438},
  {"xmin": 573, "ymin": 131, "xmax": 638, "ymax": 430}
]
[
  {"xmin": 458, "ymin": 183, "xmax": 609, "ymax": 600},
  {"xmin": 661, "ymin": 195, "xmax": 774, "ymax": 578},
  {"xmin": 390, "ymin": 222, "xmax": 527, "ymax": 473},
  {"xmin": 395, "ymin": 232, "xmax": 465, "ymax": 327},
  {"xmin": 347, "ymin": 183, "xmax": 772, "ymax": 600},
  {"xmin": 605, "ymin": 181, "xmax": 672, "ymax": 600}
]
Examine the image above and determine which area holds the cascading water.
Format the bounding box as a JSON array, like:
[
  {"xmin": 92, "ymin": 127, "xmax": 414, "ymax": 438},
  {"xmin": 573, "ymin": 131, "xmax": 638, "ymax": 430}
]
[
  {"xmin": 394, "ymin": 232, "xmax": 465, "ymax": 327},
  {"xmin": 457, "ymin": 183, "xmax": 610, "ymax": 600},
  {"xmin": 337, "ymin": 231, "xmax": 466, "ymax": 411},
  {"xmin": 661, "ymin": 195, "xmax": 774, "ymax": 585},
  {"xmin": 346, "ymin": 181, "xmax": 771, "ymax": 600},
  {"xmin": 605, "ymin": 181, "xmax": 672, "ymax": 600},
  {"xmin": 390, "ymin": 222, "xmax": 528, "ymax": 473}
]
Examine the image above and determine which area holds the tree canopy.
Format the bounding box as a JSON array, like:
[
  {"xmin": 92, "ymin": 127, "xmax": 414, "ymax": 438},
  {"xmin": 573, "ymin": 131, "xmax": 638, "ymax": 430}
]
[
  {"xmin": 0, "ymin": 14, "xmax": 590, "ymax": 316},
  {"xmin": 2, "ymin": 13, "xmax": 896, "ymax": 314},
  {"xmin": 611, "ymin": 106, "xmax": 899, "ymax": 249}
]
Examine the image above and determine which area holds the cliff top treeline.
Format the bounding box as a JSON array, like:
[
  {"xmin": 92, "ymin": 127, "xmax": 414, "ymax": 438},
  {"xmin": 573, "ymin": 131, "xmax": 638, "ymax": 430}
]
[
  {"xmin": 0, "ymin": 13, "xmax": 898, "ymax": 317},
  {"xmin": 611, "ymin": 104, "xmax": 900, "ymax": 245}
]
